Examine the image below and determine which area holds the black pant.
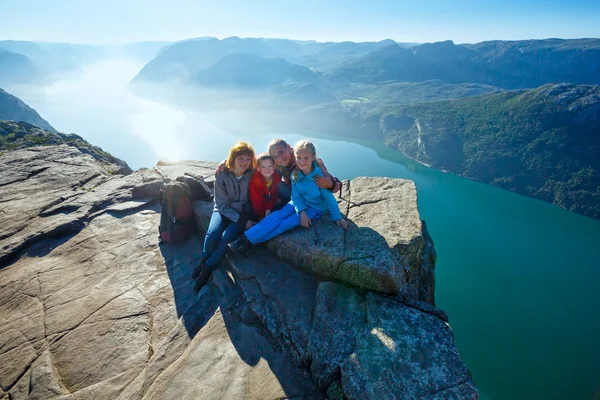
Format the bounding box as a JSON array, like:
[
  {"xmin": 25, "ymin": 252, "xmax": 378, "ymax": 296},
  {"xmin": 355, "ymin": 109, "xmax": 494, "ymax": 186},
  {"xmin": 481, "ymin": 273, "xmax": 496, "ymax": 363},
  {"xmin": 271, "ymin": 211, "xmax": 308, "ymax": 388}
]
[{"xmin": 274, "ymin": 182, "xmax": 291, "ymax": 211}]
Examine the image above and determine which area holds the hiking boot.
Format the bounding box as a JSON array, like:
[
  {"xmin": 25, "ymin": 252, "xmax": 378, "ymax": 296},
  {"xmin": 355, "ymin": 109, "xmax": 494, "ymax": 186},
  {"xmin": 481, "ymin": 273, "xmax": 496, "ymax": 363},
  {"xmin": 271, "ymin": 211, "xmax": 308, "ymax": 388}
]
[
  {"xmin": 191, "ymin": 256, "xmax": 207, "ymax": 279},
  {"xmin": 228, "ymin": 234, "xmax": 252, "ymax": 258},
  {"xmin": 193, "ymin": 266, "xmax": 213, "ymax": 291}
]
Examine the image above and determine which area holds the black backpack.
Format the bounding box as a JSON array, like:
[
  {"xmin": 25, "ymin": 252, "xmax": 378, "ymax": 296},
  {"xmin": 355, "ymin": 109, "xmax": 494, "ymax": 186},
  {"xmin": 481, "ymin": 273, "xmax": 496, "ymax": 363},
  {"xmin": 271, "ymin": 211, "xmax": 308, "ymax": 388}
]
[{"xmin": 158, "ymin": 181, "xmax": 196, "ymax": 243}]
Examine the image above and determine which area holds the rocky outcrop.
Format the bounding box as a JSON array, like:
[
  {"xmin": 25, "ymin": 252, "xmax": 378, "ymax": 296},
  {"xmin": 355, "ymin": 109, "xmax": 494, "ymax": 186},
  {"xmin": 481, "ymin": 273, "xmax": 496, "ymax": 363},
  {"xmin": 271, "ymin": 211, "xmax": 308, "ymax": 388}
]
[
  {"xmin": 270, "ymin": 178, "xmax": 436, "ymax": 302},
  {"xmin": 227, "ymin": 255, "xmax": 472, "ymax": 399},
  {"xmin": 0, "ymin": 88, "xmax": 56, "ymax": 132},
  {"xmin": 0, "ymin": 145, "xmax": 477, "ymax": 399},
  {"xmin": 193, "ymin": 170, "xmax": 436, "ymax": 303},
  {"xmin": 0, "ymin": 120, "xmax": 131, "ymax": 174}
]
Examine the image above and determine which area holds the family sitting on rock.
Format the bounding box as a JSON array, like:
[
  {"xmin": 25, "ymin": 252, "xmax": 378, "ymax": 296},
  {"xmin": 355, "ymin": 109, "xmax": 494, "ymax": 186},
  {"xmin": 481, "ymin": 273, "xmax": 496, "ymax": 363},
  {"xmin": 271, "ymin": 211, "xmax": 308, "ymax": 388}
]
[{"xmin": 192, "ymin": 138, "xmax": 348, "ymax": 290}]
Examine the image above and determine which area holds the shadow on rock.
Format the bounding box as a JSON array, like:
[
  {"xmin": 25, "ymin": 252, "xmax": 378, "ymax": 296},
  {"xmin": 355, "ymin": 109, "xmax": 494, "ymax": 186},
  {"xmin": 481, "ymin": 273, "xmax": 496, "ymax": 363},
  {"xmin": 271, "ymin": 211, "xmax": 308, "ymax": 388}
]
[
  {"xmin": 158, "ymin": 234, "xmax": 208, "ymax": 336},
  {"xmin": 158, "ymin": 234, "xmax": 324, "ymax": 398}
]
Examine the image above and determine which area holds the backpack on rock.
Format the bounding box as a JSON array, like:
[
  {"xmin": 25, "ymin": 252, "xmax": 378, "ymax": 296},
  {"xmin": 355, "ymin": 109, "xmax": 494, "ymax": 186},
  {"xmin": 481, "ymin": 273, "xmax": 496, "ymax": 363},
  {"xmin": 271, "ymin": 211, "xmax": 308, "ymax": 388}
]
[
  {"xmin": 158, "ymin": 181, "xmax": 196, "ymax": 243},
  {"xmin": 177, "ymin": 173, "xmax": 213, "ymax": 202}
]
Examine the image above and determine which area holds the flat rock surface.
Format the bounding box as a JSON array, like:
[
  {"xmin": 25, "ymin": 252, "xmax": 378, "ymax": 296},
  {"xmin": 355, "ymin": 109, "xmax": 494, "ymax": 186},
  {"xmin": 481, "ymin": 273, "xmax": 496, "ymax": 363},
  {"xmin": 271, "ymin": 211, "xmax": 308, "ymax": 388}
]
[{"xmin": 0, "ymin": 147, "xmax": 476, "ymax": 399}]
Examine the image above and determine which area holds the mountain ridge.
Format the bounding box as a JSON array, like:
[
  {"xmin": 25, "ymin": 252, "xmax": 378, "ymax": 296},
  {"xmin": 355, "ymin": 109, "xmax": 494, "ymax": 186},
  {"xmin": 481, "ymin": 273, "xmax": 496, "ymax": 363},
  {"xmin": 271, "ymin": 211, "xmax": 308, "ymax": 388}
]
[
  {"xmin": 376, "ymin": 83, "xmax": 600, "ymax": 219},
  {"xmin": 132, "ymin": 37, "xmax": 600, "ymax": 90},
  {"xmin": 0, "ymin": 88, "xmax": 56, "ymax": 132}
]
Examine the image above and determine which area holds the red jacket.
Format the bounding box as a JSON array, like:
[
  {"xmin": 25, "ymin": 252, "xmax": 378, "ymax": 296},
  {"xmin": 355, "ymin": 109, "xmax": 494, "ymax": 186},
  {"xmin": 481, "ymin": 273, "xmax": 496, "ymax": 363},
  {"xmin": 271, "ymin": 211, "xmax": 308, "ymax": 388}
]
[{"xmin": 249, "ymin": 170, "xmax": 281, "ymax": 218}]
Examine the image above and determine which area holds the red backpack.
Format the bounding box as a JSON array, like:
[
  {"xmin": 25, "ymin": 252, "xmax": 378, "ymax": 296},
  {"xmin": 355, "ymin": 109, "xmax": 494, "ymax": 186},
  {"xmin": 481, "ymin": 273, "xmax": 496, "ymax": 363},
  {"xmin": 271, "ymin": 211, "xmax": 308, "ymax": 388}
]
[{"xmin": 158, "ymin": 181, "xmax": 196, "ymax": 243}]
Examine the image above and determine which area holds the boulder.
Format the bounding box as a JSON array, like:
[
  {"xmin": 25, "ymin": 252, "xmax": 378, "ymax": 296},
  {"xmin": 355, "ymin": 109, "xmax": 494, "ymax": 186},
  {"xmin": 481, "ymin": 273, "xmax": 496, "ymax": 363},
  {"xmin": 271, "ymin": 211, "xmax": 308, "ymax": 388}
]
[
  {"xmin": 228, "ymin": 252, "xmax": 474, "ymax": 399},
  {"xmin": 0, "ymin": 148, "xmax": 476, "ymax": 399},
  {"xmin": 195, "ymin": 176, "xmax": 437, "ymax": 303},
  {"xmin": 339, "ymin": 292, "xmax": 474, "ymax": 399}
]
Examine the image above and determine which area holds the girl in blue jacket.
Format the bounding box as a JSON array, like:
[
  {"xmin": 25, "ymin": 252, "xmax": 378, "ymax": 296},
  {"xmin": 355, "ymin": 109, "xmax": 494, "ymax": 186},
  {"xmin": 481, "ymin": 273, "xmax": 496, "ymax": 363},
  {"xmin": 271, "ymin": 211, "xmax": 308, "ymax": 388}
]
[{"xmin": 229, "ymin": 140, "xmax": 348, "ymax": 257}]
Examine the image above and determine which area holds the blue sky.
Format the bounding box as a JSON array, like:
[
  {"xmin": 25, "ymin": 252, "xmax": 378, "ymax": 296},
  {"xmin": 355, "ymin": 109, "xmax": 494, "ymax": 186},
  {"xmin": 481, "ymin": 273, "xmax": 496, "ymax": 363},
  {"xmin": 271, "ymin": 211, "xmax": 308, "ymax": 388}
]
[{"xmin": 1, "ymin": 0, "xmax": 599, "ymax": 44}]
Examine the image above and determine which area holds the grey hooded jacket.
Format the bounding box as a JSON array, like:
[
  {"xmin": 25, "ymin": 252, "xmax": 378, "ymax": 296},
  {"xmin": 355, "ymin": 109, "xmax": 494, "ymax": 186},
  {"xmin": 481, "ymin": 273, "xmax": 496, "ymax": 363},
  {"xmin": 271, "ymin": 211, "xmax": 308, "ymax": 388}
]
[{"xmin": 213, "ymin": 168, "xmax": 253, "ymax": 222}]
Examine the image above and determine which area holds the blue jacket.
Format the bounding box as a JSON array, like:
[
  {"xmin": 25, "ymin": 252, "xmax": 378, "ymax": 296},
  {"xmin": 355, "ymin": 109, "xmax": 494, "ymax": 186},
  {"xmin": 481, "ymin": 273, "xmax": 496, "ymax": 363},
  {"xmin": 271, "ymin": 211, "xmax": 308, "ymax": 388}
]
[{"xmin": 291, "ymin": 162, "xmax": 342, "ymax": 221}]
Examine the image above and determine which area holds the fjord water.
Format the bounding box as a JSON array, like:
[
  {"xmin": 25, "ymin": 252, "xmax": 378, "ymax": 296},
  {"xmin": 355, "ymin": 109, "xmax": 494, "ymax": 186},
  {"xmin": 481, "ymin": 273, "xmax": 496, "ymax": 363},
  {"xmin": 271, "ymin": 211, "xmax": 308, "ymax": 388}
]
[{"xmin": 7, "ymin": 59, "xmax": 600, "ymax": 400}]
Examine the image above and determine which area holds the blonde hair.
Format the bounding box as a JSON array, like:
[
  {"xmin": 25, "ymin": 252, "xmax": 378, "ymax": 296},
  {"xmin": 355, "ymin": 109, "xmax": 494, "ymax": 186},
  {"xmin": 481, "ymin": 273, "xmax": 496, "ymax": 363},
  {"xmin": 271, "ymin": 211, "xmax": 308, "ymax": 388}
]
[
  {"xmin": 226, "ymin": 141, "xmax": 257, "ymax": 170},
  {"xmin": 256, "ymin": 152, "xmax": 275, "ymax": 166},
  {"xmin": 292, "ymin": 140, "xmax": 317, "ymax": 181},
  {"xmin": 293, "ymin": 140, "xmax": 316, "ymax": 158}
]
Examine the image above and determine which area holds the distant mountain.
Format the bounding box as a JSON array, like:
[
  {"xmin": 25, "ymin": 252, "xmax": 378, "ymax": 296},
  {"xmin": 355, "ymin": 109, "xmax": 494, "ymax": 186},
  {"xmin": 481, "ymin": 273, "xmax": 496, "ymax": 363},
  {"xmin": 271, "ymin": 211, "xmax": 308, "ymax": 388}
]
[
  {"xmin": 0, "ymin": 40, "xmax": 173, "ymax": 86},
  {"xmin": 0, "ymin": 51, "xmax": 41, "ymax": 84},
  {"xmin": 323, "ymin": 39, "xmax": 600, "ymax": 89},
  {"xmin": 131, "ymin": 37, "xmax": 282, "ymax": 85},
  {"xmin": 130, "ymin": 37, "xmax": 400, "ymax": 85},
  {"xmin": 0, "ymin": 40, "xmax": 78, "ymax": 77},
  {"xmin": 465, "ymin": 38, "xmax": 600, "ymax": 88},
  {"xmin": 181, "ymin": 55, "xmax": 332, "ymax": 120},
  {"xmin": 323, "ymin": 44, "xmax": 439, "ymax": 84},
  {"xmin": 118, "ymin": 41, "xmax": 172, "ymax": 62},
  {"xmin": 34, "ymin": 42, "xmax": 102, "ymax": 65},
  {"xmin": 0, "ymin": 41, "xmax": 53, "ymax": 65},
  {"xmin": 192, "ymin": 53, "xmax": 318, "ymax": 88},
  {"xmin": 134, "ymin": 37, "xmax": 600, "ymax": 96},
  {"xmin": 3, "ymin": 40, "xmax": 172, "ymax": 66},
  {"xmin": 0, "ymin": 88, "xmax": 56, "ymax": 132},
  {"xmin": 348, "ymin": 81, "xmax": 499, "ymax": 104},
  {"xmin": 291, "ymin": 39, "xmax": 400, "ymax": 68},
  {"xmin": 378, "ymin": 83, "xmax": 600, "ymax": 219},
  {"xmin": 332, "ymin": 81, "xmax": 500, "ymax": 118}
]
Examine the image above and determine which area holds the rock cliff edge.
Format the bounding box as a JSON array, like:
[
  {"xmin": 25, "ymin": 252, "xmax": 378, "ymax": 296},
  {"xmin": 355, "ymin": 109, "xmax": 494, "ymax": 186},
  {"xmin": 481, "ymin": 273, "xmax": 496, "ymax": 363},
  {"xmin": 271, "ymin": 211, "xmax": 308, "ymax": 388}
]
[{"xmin": 0, "ymin": 145, "xmax": 477, "ymax": 399}]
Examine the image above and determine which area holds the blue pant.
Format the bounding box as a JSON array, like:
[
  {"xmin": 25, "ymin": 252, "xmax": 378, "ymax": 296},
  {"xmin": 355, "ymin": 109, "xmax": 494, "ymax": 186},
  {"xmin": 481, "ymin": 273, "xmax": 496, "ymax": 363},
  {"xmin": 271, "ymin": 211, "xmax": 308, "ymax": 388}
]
[
  {"xmin": 245, "ymin": 203, "xmax": 322, "ymax": 244},
  {"xmin": 203, "ymin": 212, "xmax": 243, "ymax": 269}
]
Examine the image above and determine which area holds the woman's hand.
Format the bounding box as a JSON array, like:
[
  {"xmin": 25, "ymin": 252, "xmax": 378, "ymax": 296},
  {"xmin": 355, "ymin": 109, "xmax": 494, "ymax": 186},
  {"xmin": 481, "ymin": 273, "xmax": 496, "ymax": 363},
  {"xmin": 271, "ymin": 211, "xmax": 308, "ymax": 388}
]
[
  {"xmin": 215, "ymin": 160, "xmax": 226, "ymax": 176},
  {"xmin": 336, "ymin": 219, "xmax": 348, "ymax": 230},
  {"xmin": 245, "ymin": 220, "xmax": 256, "ymax": 230},
  {"xmin": 265, "ymin": 210, "xmax": 271, "ymax": 217},
  {"xmin": 300, "ymin": 211, "xmax": 311, "ymax": 228}
]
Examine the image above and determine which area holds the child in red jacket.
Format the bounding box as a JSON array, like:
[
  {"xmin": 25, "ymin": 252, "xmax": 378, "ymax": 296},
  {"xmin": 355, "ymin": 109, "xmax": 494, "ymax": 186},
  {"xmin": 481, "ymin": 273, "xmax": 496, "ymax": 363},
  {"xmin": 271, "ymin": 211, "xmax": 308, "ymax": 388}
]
[{"xmin": 249, "ymin": 153, "xmax": 281, "ymax": 221}]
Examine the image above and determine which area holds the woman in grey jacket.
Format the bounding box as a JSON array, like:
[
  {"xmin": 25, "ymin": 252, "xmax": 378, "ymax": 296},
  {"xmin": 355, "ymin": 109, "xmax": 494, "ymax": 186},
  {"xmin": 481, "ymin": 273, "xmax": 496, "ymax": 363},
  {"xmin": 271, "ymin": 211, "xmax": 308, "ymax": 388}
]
[{"xmin": 192, "ymin": 141, "xmax": 256, "ymax": 290}]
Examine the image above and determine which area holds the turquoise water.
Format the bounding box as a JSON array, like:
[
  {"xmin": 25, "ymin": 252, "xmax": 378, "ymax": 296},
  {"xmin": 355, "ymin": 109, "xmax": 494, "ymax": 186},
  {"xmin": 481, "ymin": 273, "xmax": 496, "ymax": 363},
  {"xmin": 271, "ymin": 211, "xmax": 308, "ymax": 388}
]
[{"xmin": 8, "ymin": 60, "xmax": 600, "ymax": 399}]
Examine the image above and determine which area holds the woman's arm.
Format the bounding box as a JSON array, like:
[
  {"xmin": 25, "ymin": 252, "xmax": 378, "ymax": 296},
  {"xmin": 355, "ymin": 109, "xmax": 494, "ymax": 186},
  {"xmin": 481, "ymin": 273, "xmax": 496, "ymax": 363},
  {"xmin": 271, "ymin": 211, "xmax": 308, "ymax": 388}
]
[
  {"xmin": 315, "ymin": 158, "xmax": 342, "ymax": 193},
  {"xmin": 215, "ymin": 158, "xmax": 227, "ymax": 176}
]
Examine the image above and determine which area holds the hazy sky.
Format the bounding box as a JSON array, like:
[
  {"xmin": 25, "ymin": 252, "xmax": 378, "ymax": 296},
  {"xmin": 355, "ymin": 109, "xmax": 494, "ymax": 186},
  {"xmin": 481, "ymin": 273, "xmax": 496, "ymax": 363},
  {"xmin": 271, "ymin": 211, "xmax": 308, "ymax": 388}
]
[{"xmin": 1, "ymin": 0, "xmax": 599, "ymax": 44}]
